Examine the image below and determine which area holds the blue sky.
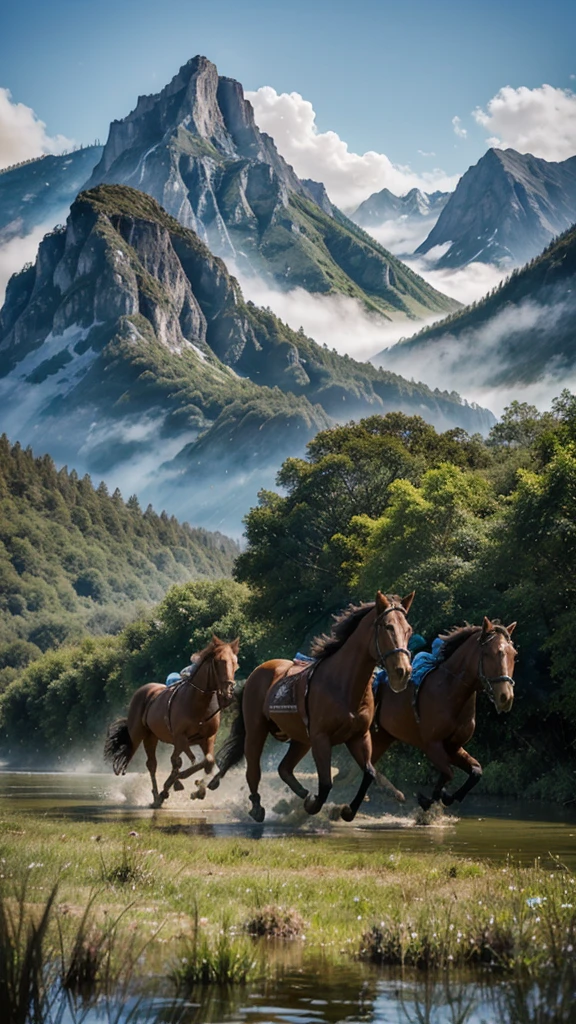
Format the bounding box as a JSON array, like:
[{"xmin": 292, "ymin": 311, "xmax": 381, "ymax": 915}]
[{"xmin": 2, "ymin": 0, "xmax": 574, "ymax": 181}]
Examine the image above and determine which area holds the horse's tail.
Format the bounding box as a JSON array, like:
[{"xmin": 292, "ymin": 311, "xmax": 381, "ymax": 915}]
[
  {"xmin": 215, "ymin": 690, "xmax": 246, "ymax": 777},
  {"xmin": 104, "ymin": 718, "xmax": 133, "ymax": 776}
]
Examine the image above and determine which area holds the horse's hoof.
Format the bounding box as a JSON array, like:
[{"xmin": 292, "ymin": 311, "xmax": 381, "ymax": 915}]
[
  {"xmin": 395, "ymin": 790, "xmax": 406, "ymax": 804},
  {"xmin": 173, "ymin": 779, "xmax": 185, "ymax": 792},
  {"xmin": 249, "ymin": 804, "xmax": 265, "ymax": 823},
  {"xmin": 151, "ymin": 796, "xmax": 164, "ymax": 809},
  {"xmin": 340, "ymin": 804, "xmax": 355, "ymax": 822},
  {"xmin": 304, "ymin": 795, "xmax": 321, "ymax": 815},
  {"xmin": 207, "ymin": 776, "xmax": 220, "ymax": 792},
  {"xmin": 417, "ymin": 792, "xmax": 433, "ymax": 812},
  {"xmin": 441, "ymin": 790, "xmax": 455, "ymax": 807}
]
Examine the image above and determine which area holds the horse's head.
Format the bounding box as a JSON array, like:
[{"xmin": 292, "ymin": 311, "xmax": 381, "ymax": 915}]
[
  {"xmin": 478, "ymin": 617, "xmax": 517, "ymax": 713},
  {"xmin": 208, "ymin": 635, "xmax": 240, "ymax": 708},
  {"xmin": 373, "ymin": 590, "xmax": 415, "ymax": 692}
]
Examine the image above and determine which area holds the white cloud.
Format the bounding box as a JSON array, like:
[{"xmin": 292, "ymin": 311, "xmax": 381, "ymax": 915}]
[
  {"xmin": 0, "ymin": 224, "xmax": 50, "ymax": 304},
  {"xmin": 473, "ymin": 84, "xmax": 576, "ymax": 161},
  {"xmin": 0, "ymin": 88, "xmax": 72, "ymax": 170},
  {"xmin": 365, "ymin": 217, "xmax": 441, "ymax": 256},
  {"xmin": 246, "ymin": 86, "xmax": 459, "ymax": 210},
  {"xmin": 452, "ymin": 116, "xmax": 468, "ymax": 139},
  {"xmin": 403, "ymin": 251, "xmax": 508, "ymax": 306},
  {"xmin": 232, "ymin": 262, "xmax": 437, "ymax": 362},
  {"xmin": 418, "ymin": 149, "xmax": 436, "ymax": 157}
]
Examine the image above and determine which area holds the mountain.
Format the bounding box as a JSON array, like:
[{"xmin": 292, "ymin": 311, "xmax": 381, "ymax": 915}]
[
  {"xmin": 352, "ymin": 187, "xmax": 449, "ymax": 229},
  {"xmin": 375, "ymin": 223, "xmax": 576, "ymax": 385},
  {"xmin": 0, "ymin": 146, "xmax": 103, "ymax": 243},
  {"xmin": 0, "ymin": 434, "xmax": 237, "ymax": 688},
  {"xmin": 0, "ymin": 185, "xmax": 493, "ymax": 532},
  {"xmin": 86, "ymin": 55, "xmax": 458, "ymax": 322},
  {"xmin": 416, "ymin": 148, "xmax": 576, "ymax": 268}
]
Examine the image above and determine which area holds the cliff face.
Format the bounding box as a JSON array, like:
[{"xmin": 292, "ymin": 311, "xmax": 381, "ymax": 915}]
[
  {"xmin": 417, "ymin": 148, "xmax": 576, "ymax": 268},
  {"xmin": 0, "ymin": 185, "xmax": 492, "ymax": 531},
  {"xmin": 87, "ymin": 56, "xmax": 458, "ymax": 321}
]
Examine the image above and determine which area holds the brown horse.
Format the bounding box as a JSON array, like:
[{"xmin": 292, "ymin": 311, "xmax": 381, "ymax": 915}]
[
  {"xmin": 208, "ymin": 592, "xmax": 414, "ymax": 822},
  {"xmin": 104, "ymin": 636, "xmax": 239, "ymax": 807},
  {"xmin": 371, "ymin": 617, "xmax": 517, "ymax": 810}
]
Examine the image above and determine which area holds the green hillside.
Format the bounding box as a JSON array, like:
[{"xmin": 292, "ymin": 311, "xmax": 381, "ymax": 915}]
[{"xmin": 0, "ymin": 436, "xmax": 237, "ymax": 691}]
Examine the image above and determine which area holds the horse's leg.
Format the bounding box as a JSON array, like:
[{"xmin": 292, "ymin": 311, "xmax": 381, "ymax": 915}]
[
  {"xmin": 442, "ymin": 747, "xmax": 482, "ymax": 806},
  {"xmin": 304, "ymin": 733, "xmax": 333, "ymax": 815},
  {"xmin": 188, "ymin": 737, "xmax": 217, "ymax": 801},
  {"xmin": 245, "ymin": 715, "xmax": 269, "ymax": 823},
  {"xmin": 418, "ymin": 741, "xmax": 454, "ymax": 811},
  {"xmin": 143, "ymin": 733, "xmax": 161, "ymax": 807},
  {"xmin": 278, "ymin": 740, "xmax": 310, "ymax": 800},
  {"xmin": 159, "ymin": 740, "xmax": 185, "ymax": 802},
  {"xmin": 371, "ymin": 728, "xmax": 405, "ymax": 803},
  {"xmin": 340, "ymin": 732, "xmax": 376, "ymax": 822}
]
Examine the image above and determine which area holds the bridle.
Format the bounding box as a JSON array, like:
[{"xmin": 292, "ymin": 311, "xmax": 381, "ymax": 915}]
[
  {"xmin": 477, "ymin": 631, "xmax": 516, "ymax": 708},
  {"xmin": 374, "ymin": 603, "xmax": 412, "ymax": 669},
  {"xmin": 187, "ymin": 657, "xmax": 236, "ymax": 709},
  {"xmin": 165, "ymin": 657, "xmax": 235, "ymax": 734}
]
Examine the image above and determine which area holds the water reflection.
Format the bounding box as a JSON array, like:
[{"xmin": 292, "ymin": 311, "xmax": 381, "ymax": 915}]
[{"xmin": 1, "ymin": 770, "xmax": 575, "ymax": 871}]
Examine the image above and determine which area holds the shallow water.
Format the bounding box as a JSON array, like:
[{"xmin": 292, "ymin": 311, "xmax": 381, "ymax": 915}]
[
  {"xmin": 1, "ymin": 769, "xmax": 575, "ymax": 870},
  {"xmin": 54, "ymin": 962, "xmax": 544, "ymax": 1024}
]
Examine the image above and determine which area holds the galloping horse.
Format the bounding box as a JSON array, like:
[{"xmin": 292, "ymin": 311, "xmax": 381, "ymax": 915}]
[
  {"xmin": 371, "ymin": 617, "xmax": 517, "ymax": 809},
  {"xmin": 104, "ymin": 636, "xmax": 239, "ymax": 807},
  {"xmin": 209, "ymin": 592, "xmax": 414, "ymax": 822}
]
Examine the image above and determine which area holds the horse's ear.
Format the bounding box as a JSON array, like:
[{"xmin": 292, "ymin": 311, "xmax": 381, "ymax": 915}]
[
  {"xmin": 506, "ymin": 622, "xmax": 517, "ymax": 636},
  {"xmin": 402, "ymin": 591, "xmax": 415, "ymax": 613},
  {"xmin": 481, "ymin": 616, "xmax": 493, "ymax": 637},
  {"xmin": 212, "ymin": 633, "xmax": 222, "ymax": 646},
  {"xmin": 231, "ymin": 637, "xmax": 240, "ymax": 654},
  {"xmin": 376, "ymin": 591, "xmax": 390, "ymax": 611}
]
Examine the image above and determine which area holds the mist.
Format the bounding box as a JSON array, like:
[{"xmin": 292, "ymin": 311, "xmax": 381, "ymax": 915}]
[
  {"xmin": 374, "ymin": 291, "xmax": 576, "ymax": 417},
  {"xmin": 0, "ymin": 223, "xmax": 52, "ymax": 303}
]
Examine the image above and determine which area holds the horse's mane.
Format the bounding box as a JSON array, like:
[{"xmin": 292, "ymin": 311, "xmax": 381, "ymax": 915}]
[
  {"xmin": 311, "ymin": 595, "xmax": 405, "ymax": 662},
  {"xmin": 439, "ymin": 623, "xmax": 513, "ymax": 662},
  {"xmin": 193, "ymin": 638, "xmax": 228, "ymax": 663},
  {"xmin": 310, "ymin": 602, "xmax": 375, "ymax": 661}
]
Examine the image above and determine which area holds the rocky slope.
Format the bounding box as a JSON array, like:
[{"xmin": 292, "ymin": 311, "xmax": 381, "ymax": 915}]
[
  {"xmin": 352, "ymin": 187, "xmax": 449, "ymax": 230},
  {"xmin": 376, "ymin": 223, "xmax": 576, "ymax": 386},
  {"xmin": 0, "ymin": 185, "xmax": 492, "ymax": 531},
  {"xmin": 86, "ymin": 56, "xmax": 458, "ymax": 321},
  {"xmin": 0, "ymin": 146, "xmax": 103, "ymax": 243},
  {"xmin": 416, "ymin": 148, "xmax": 576, "ymax": 268}
]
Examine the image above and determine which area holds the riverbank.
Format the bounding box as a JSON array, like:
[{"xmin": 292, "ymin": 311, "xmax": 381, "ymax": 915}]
[{"xmin": 1, "ymin": 810, "xmax": 574, "ymax": 977}]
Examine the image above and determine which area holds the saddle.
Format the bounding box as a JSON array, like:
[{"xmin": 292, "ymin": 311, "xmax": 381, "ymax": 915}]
[{"xmin": 264, "ymin": 660, "xmax": 316, "ymax": 731}]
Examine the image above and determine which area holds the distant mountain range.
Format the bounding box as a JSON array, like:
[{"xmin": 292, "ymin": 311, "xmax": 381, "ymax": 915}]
[
  {"xmin": 0, "ymin": 146, "xmax": 102, "ymax": 242},
  {"xmin": 352, "ymin": 188, "xmax": 449, "ymax": 229},
  {"xmin": 0, "ymin": 184, "xmax": 493, "ymax": 532},
  {"xmin": 375, "ymin": 222, "xmax": 576, "ymax": 386},
  {"xmin": 416, "ymin": 148, "xmax": 576, "ymax": 269}
]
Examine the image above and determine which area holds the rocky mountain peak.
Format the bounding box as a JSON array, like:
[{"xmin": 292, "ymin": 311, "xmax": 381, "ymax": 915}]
[{"xmin": 416, "ymin": 147, "xmax": 576, "ymax": 267}]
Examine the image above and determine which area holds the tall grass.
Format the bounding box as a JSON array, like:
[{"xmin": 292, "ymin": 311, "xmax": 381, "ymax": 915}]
[{"xmin": 171, "ymin": 906, "xmax": 260, "ymax": 988}]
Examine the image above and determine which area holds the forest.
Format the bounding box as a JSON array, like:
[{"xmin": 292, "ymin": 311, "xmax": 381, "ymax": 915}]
[{"xmin": 0, "ymin": 396, "xmax": 574, "ymax": 801}]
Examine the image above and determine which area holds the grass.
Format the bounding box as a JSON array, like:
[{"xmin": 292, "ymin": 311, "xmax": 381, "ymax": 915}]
[{"xmin": 0, "ymin": 811, "xmax": 575, "ymax": 991}]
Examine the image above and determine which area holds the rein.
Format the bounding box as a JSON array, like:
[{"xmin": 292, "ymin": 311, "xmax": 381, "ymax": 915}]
[{"xmin": 374, "ymin": 604, "xmax": 411, "ymax": 668}]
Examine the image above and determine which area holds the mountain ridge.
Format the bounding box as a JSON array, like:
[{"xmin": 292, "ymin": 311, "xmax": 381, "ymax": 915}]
[
  {"xmin": 0, "ymin": 184, "xmax": 492, "ymax": 530},
  {"xmin": 416, "ymin": 148, "xmax": 576, "ymax": 268},
  {"xmin": 376, "ymin": 222, "xmax": 576, "ymax": 384}
]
